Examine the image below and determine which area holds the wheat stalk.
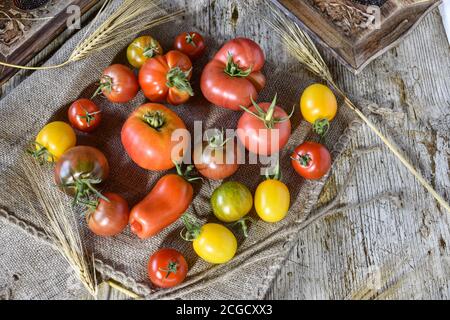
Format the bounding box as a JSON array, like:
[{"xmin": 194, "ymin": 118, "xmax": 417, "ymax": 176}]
[
  {"xmin": 264, "ymin": 1, "xmax": 450, "ymax": 213},
  {"xmin": 5, "ymin": 159, "xmax": 98, "ymax": 298},
  {"xmin": 0, "ymin": 0, "xmax": 184, "ymax": 71}
]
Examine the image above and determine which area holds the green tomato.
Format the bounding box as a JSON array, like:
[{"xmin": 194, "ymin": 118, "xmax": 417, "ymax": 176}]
[{"xmin": 211, "ymin": 181, "xmax": 253, "ymax": 222}]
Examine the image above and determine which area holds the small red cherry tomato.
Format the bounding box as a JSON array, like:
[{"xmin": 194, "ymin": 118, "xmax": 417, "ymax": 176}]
[
  {"xmin": 291, "ymin": 142, "xmax": 331, "ymax": 180},
  {"xmin": 174, "ymin": 32, "xmax": 206, "ymax": 60},
  {"xmin": 87, "ymin": 193, "xmax": 130, "ymax": 237},
  {"xmin": 68, "ymin": 99, "xmax": 101, "ymax": 132},
  {"xmin": 95, "ymin": 64, "xmax": 139, "ymax": 103},
  {"xmin": 148, "ymin": 248, "xmax": 188, "ymax": 288}
]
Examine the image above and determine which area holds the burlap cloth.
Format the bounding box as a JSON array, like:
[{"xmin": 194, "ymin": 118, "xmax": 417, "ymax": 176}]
[{"xmin": 0, "ymin": 0, "xmax": 364, "ymax": 299}]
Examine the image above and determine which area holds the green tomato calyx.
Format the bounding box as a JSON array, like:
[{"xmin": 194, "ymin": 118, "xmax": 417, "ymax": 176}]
[
  {"xmin": 292, "ymin": 153, "xmax": 312, "ymax": 167},
  {"xmin": 62, "ymin": 174, "xmax": 108, "ymax": 207},
  {"xmin": 224, "ymin": 52, "xmax": 252, "ymax": 78},
  {"xmin": 166, "ymin": 67, "xmax": 194, "ymax": 96},
  {"xmin": 143, "ymin": 111, "xmax": 166, "ymax": 130},
  {"xmin": 181, "ymin": 214, "xmax": 202, "ymax": 241},
  {"xmin": 313, "ymin": 119, "xmax": 330, "ymax": 137},
  {"xmin": 173, "ymin": 161, "xmax": 203, "ymax": 183},
  {"xmin": 27, "ymin": 142, "xmax": 55, "ymax": 164},
  {"xmin": 78, "ymin": 108, "xmax": 101, "ymax": 127},
  {"xmin": 143, "ymin": 39, "xmax": 161, "ymax": 58},
  {"xmin": 159, "ymin": 260, "xmax": 179, "ymax": 279},
  {"xmin": 185, "ymin": 33, "xmax": 197, "ymax": 48},
  {"xmin": 91, "ymin": 75, "xmax": 113, "ymax": 99},
  {"xmin": 239, "ymin": 94, "xmax": 294, "ymax": 129}
]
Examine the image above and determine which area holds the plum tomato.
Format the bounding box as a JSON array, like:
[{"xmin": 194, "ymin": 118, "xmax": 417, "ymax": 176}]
[{"xmin": 255, "ymin": 179, "xmax": 290, "ymax": 223}]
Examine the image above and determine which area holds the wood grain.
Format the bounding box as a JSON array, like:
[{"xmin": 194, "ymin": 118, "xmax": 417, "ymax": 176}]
[{"xmin": 1, "ymin": 0, "xmax": 450, "ymax": 300}]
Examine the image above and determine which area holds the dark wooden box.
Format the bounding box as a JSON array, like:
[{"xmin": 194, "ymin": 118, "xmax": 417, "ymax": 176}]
[
  {"xmin": 271, "ymin": 0, "xmax": 442, "ymax": 74},
  {"xmin": 0, "ymin": 0, "xmax": 97, "ymax": 85}
]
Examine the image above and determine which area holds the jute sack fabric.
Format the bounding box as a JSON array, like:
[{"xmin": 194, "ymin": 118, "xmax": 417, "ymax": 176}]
[{"xmin": 0, "ymin": 0, "xmax": 362, "ymax": 299}]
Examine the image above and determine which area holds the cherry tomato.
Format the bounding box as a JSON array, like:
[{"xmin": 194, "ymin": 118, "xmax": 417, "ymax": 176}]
[
  {"xmin": 211, "ymin": 181, "xmax": 253, "ymax": 223},
  {"xmin": 237, "ymin": 95, "xmax": 292, "ymax": 155},
  {"xmin": 127, "ymin": 35, "xmax": 163, "ymax": 69},
  {"xmin": 130, "ymin": 167, "xmax": 196, "ymax": 239},
  {"xmin": 87, "ymin": 193, "xmax": 129, "ymax": 236},
  {"xmin": 68, "ymin": 99, "xmax": 101, "ymax": 132},
  {"xmin": 255, "ymin": 179, "xmax": 290, "ymax": 223},
  {"xmin": 193, "ymin": 130, "xmax": 240, "ymax": 180},
  {"xmin": 95, "ymin": 64, "xmax": 139, "ymax": 103},
  {"xmin": 121, "ymin": 103, "xmax": 188, "ymax": 171},
  {"xmin": 201, "ymin": 38, "xmax": 266, "ymax": 111},
  {"xmin": 148, "ymin": 248, "xmax": 188, "ymax": 288},
  {"xmin": 291, "ymin": 142, "xmax": 331, "ymax": 180},
  {"xmin": 182, "ymin": 215, "xmax": 237, "ymax": 264},
  {"xmin": 139, "ymin": 50, "xmax": 193, "ymax": 106},
  {"xmin": 300, "ymin": 84, "xmax": 337, "ymax": 135},
  {"xmin": 29, "ymin": 121, "xmax": 76, "ymax": 163},
  {"xmin": 174, "ymin": 32, "xmax": 206, "ymax": 60},
  {"xmin": 54, "ymin": 146, "xmax": 109, "ymax": 204}
]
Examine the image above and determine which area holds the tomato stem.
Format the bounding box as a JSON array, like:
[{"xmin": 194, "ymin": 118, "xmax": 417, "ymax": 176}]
[
  {"xmin": 27, "ymin": 142, "xmax": 54, "ymax": 164},
  {"xmin": 291, "ymin": 153, "xmax": 312, "ymax": 167},
  {"xmin": 143, "ymin": 111, "xmax": 166, "ymax": 130},
  {"xmin": 240, "ymin": 94, "xmax": 292, "ymax": 129},
  {"xmin": 91, "ymin": 76, "xmax": 113, "ymax": 99},
  {"xmin": 180, "ymin": 214, "xmax": 202, "ymax": 241},
  {"xmin": 264, "ymin": 161, "xmax": 282, "ymax": 181},
  {"xmin": 166, "ymin": 67, "xmax": 194, "ymax": 96},
  {"xmin": 159, "ymin": 260, "xmax": 179, "ymax": 279},
  {"xmin": 224, "ymin": 53, "xmax": 252, "ymax": 78},
  {"xmin": 173, "ymin": 161, "xmax": 203, "ymax": 183},
  {"xmin": 78, "ymin": 108, "xmax": 101, "ymax": 127},
  {"xmin": 207, "ymin": 129, "xmax": 231, "ymax": 149},
  {"xmin": 63, "ymin": 175, "xmax": 109, "ymax": 206},
  {"xmin": 185, "ymin": 33, "xmax": 197, "ymax": 48},
  {"xmin": 313, "ymin": 119, "xmax": 330, "ymax": 137},
  {"xmin": 232, "ymin": 217, "xmax": 250, "ymax": 238},
  {"xmin": 143, "ymin": 39, "xmax": 161, "ymax": 58}
]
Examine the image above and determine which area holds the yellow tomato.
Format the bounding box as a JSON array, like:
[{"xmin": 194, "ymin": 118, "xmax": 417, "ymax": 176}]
[
  {"xmin": 34, "ymin": 121, "xmax": 76, "ymax": 162},
  {"xmin": 127, "ymin": 36, "xmax": 163, "ymax": 68},
  {"xmin": 255, "ymin": 179, "xmax": 290, "ymax": 223},
  {"xmin": 193, "ymin": 223, "xmax": 237, "ymax": 264},
  {"xmin": 300, "ymin": 83, "xmax": 337, "ymax": 134}
]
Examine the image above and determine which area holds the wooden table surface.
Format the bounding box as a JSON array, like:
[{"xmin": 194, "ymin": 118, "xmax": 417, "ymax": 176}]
[{"xmin": 1, "ymin": 0, "xmax": 450, "ymax": 300}]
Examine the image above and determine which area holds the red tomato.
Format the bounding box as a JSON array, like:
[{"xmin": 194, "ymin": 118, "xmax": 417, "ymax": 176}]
[
  {"xmin": 237, "ymin": 96, "xmax": 291, "ymax": 155},
  {"xmin": 130, "ymin": 173, "xmax": 194, "ymax": 239},
  {"xmin": 174, "ymin": 32, "xmax": 206, "ymax": 60},
  {"xmin": 291, "ymin": 142, "xmax": 331, "ymax": 180},
  {"xmin": 121, "ymin": 103, "xmax": 188, "ymax": 171},
  {"xmin": 193, "ymin": 130, "xmax": 240, "ymax": 180},
  {"xmin": 67, "ymin": 99, "xmax": 101, "ymax": 132},
  {"xmin": 96, "ymin": 64, "xmax": 139, "ymax": 103},
  {"xmin": 201, "ymin": 38, "xmax": 266, "ymax": 111},
  {"xmin": 139, "ymin": 50, "xmax": 193, "ymax": 106},
  {"xmin": 87, "ymin": 193, "xmax": 129, "ymax": 237},
  {"xmin": 148, "ymin": 248, "xmax": 188, "ymax": 288}
]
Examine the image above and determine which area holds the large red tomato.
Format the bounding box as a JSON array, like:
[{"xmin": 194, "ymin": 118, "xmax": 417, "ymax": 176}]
[
  {"xmin": 291, "ymin": 142, "xmax": 331, "ymax": 180},
  {"xmin": 121, "ymin": 103, "xmax": 188, "ymax": 171},
  {"xmin": 95, "ymin": 64, "xmax": 139, "ymax": 103},
  {"xmin": 201, "ymin": 38, "xmax": 266, "ymax": 111},
  {"xmin": 139, "ymin": 50, "xmax": 193, "ymax": 106},
  {"xmin": 237, "ymin": 96, "xmax": 292, "ymax": 155}
]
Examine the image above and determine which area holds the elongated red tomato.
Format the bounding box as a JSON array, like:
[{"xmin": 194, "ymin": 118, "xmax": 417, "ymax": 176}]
[
  {"xmin": 121, "ymin": 103, "xmax": 188, "ymax": 171},
  {"xmin": 139, "ymin": 50, "xmax": 193, "ymax": 106},
  {"xmin": 201, "ymin": 38, "xmax": 266, "ymax": 111},
  {"xmin": 130, "ymin": 174, "xmax": 194, "ymax": 239}
]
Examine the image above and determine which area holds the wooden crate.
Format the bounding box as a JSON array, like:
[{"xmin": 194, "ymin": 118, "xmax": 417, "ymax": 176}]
[
  {"xmin": 0, "ymin": 0, "xmax": 97, "ymax": 85},
  {"xmin": 271, "ymin": 0, "xmax": 442, "ymax": 74}
]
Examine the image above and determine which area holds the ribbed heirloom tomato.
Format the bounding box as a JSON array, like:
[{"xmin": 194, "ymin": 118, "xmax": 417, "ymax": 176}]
[
  {"xmin": 139, "ymin": 50, "xmax": 193, "ymax": 106},
  {"xmin": 121, "ymin": 103, "xmax": 188, "ymax": 171},
  {"xmin": 201, "ymin": 38, "xmax": 266, "ymax": 111}
]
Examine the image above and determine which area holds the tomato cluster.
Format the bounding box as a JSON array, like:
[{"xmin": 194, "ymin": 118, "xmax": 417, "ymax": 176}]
[{"xmin": 29, "ymin": 30, "xmax": 339, "ymax": 290}]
